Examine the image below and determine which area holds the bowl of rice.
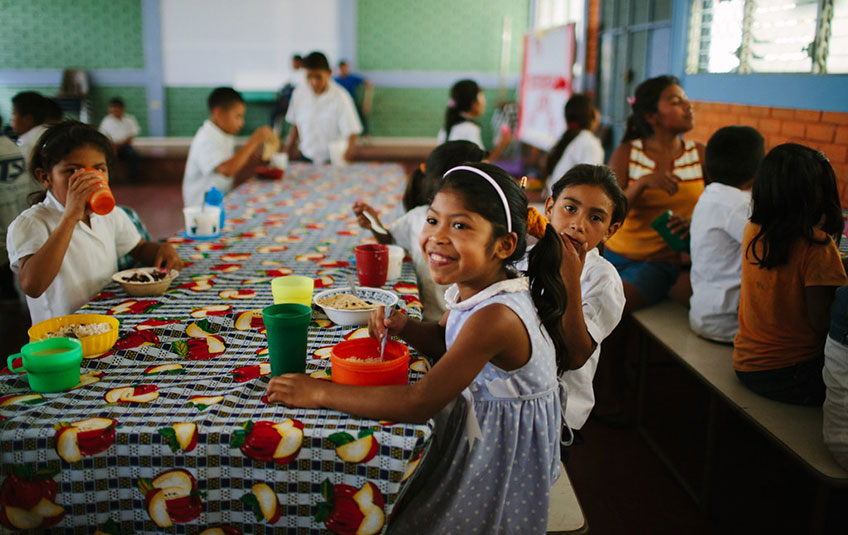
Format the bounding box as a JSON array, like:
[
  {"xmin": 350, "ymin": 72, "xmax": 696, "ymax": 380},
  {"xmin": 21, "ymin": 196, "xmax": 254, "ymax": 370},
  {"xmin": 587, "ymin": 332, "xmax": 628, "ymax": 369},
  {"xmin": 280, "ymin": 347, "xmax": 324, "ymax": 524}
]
[
  {"xmin": 112, "ymin": 267, "xmax": 179, "ymax": 297},
  {"xmin": 28, "ymin": 313, "xmax": 120, "ymax": 358},
  {"xmin": 313, "ymin": 287, "xmax": 398, "ymax": 326}
]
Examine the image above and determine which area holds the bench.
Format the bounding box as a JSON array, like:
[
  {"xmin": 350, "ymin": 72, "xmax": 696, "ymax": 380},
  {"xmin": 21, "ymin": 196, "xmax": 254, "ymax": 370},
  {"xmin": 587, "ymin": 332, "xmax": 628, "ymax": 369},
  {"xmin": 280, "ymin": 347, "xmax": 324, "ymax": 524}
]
[
  {"xmin": 547, "ymin": 463, "xmax": 588, "ymax": 534},
  {"xmin": 631, "ymin": 300, "xmax": 848, "ymax": 533}
]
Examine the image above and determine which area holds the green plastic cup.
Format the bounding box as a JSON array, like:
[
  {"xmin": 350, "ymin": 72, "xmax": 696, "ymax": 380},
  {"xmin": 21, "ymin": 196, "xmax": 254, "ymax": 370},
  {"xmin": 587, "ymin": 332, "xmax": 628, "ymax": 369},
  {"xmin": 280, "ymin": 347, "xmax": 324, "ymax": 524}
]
[
  {"xmin": 271, "ymin": 275, "xmax": 314, "ymax": 307},
  {"xmin": 7, "ymin": 337, "xmax": 83, "ymax": 393},
  {"xmin": 262, "ymin": 303, "xmax": 312, "ymax": 376}
]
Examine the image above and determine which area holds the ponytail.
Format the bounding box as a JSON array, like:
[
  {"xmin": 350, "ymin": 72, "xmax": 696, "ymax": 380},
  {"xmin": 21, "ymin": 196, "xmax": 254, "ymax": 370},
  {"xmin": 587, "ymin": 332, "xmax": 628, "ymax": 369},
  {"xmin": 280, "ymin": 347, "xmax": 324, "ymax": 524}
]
[
  {"xmin": 444, "ymin": 80, "xmax": 480, "ymax": 141},
  {"xmin": 544, "ymin": 94, "xmax": 596, "ymax": 180},
  {"xmin": 528, "ymin": 222, "xmax": 568, "ymax": 371}
]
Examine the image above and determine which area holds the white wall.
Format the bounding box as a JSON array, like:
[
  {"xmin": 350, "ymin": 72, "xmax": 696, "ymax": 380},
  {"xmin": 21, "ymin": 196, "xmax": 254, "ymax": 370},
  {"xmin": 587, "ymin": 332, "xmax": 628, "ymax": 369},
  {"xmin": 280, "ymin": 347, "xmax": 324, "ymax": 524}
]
[{"xmin": 161, "ymin": 0, "xmax": 344, "ymax": 89}]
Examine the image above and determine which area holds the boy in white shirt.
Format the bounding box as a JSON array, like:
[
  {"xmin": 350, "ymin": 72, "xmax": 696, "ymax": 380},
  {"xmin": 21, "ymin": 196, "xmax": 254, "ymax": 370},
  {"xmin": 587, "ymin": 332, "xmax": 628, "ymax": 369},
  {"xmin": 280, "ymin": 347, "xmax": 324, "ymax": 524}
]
[
  {"xmin": 284, "ymin": 51, "xmax": 362, "ymax": 164},
  {"xmin": 99, "ymin": 97, "xmax": 140, "ymax": 182},
  {"xmin": 183, "ymin": 87, "xmax": 275, "ymax": 208},
  {"xmin": 689, "ymin": 126, "xmax": 764, "ymax": 342}
]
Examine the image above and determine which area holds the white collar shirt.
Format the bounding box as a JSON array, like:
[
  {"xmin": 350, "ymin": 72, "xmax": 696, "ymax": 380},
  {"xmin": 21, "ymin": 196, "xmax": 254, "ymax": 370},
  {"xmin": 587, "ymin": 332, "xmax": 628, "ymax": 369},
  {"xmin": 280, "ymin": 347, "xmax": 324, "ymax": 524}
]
[
  {"xmin": 689, "ymin": 182, "xmax": 751, "ymax": 342},
  {"xmin": 182, "ymin": 120, "xmax": 235, "ymax": 208},
  {"xmin": 99, "ymin": 114, "xmax": 140, "ymax": 144},
  {"xmin": 436, "ymin": 121, "xmax": 484, "ymax": 149},
  {"xmin": 285, "ymin": 80, "xmax": 363, "ymax": 163},
  {"xmin": 17, "ymin": 124, "xmax": 48, "ymax": 166},
  {"xmin": 6, "ymin": 191, "xmax": 142, "ymax": 324},
  {"xmin": 548, "ymin": 130, "xmax": 605, "ymax": 194}
]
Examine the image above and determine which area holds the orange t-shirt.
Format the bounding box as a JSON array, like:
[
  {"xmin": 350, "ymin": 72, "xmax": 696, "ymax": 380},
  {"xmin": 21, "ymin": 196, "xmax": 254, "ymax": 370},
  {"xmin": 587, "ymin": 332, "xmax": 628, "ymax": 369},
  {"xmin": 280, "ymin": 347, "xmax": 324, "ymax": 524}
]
[{"xmin": 733, "ymin": 223, "xmax": 848, "ymax": 372}]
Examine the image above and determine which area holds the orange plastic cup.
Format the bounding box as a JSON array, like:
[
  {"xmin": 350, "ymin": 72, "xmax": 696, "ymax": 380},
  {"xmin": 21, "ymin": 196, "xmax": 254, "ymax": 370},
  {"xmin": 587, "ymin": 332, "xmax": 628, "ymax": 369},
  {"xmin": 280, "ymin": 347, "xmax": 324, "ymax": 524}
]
[
  {"xmin": 330, "ymin": 338, "xmax": 409, "ymax": 386},
  {"xmin": 83, "ymin": 168, "xmax": 115, "ymax": 215}
]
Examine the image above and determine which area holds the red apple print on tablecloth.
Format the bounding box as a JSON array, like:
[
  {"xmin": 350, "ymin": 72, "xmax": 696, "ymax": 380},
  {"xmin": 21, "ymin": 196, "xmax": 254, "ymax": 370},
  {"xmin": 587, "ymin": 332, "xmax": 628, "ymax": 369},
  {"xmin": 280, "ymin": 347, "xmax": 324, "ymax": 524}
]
[
  {"xmin": 315, "ymin": 480, "xmax": 384, "ymax": 535},
  {"xmin": 157, "ymin": 423, "xmax": 198, "ymax": 453},
  {"xmin": 329, "ymin": 429, "xmax": 379, "ymax": 464},
  {"xmin": 263, "ymin": 268, "xmax": 293, "ymax": 277},
  {"xmin": 194, "ymin": 242, "xmax": 228, "ymax": 252},
  {"xmin": 198, "ymin": 527, "xmax": 242, "ymax": 535},
  {"xmin": 392, "ymin": 282, "xmax": 417, "ymax": 294},
  {"xmin": 144, "ymin": 363, "xmax": 184, "ymax": 375},
  {"xmin": 0, "ymin": 465, "xmax": 64, "ymax": 530},
  {"xmin": 91, "ymin": 290, "xmax": 117, "ymax": 301},
  {"xmin": 240, "ymin": 483, "xmax": 282, "ymax": 524},
  {"xmin": 401, "ymin": 295, "xmax": 422, "ymax": 310},
  {"xmin": 210, "ymin": 263, "xmax": 242, "ymax": 273},
  {"xmin": 218, "ymin": 289, "xmax": 256, "ymax": 300},
  {"xmin": 336, "ymin": 230, "xmax": 357, "ymax": 236},
  {"xmin": 0, "ymin": 394, "xmax": 45, "ymax": 406},
  {"xmin": 109, "ymin": 299, "xmax": 160, "ymax": 315},
  {"xmin": 220, "ymin": 253, "xmax": 251, "ymax": 262},
  {"xmin": 230, "ymin": 419, "xmax": 304, "ymax": 465},
  {"xmin": 190, "ymin": 304, "xmax": 231, "ymax": 318},
  {"xmin": 313, "ymin": 275, "xmax": 335, "ymax": 289},
  {"xmin": 274, "ymin": 235, "xmax": 302, "ymax": 243},
  {"xmin": 72, "ymin": 370, "xmax": 105, "ymax": 389},
  {"xmin": 187, "ymin": 395, "xmax": 224, "ymax": 411},
  {"xmin": 296, "ymin": 253, "xmax": 325, "ymax": 262},
  {"xmin": 104, "ymin": 329, "xmax": 159, "ymax": 357},
  {"xmin": 54, "ymin": 417, "xmax": 117, "ymax": 463},
  {"xmin": 173, "ymin": 336, "xmax": 225, "ymax": 360},
  {"xmin": 137, "ymin": 468, "xmax": 204, "ymax": 528},
  {"xmin": 230, "ymin": 362, "xmax": 271, "ymax": 383},
  {"xmin": 317, "ymin": 260, "xmax": 349, "ymax": 268},
  {"xmin": 135, "ymin": 318, "xmax": 181, "ymax": 331},
  {"xmin": 234, "ymin": 310, "xmax": 265, "ymax": 332},
  {"xmin": 104, "ymin": 384, "xmax": 159, "ymax": 404}
]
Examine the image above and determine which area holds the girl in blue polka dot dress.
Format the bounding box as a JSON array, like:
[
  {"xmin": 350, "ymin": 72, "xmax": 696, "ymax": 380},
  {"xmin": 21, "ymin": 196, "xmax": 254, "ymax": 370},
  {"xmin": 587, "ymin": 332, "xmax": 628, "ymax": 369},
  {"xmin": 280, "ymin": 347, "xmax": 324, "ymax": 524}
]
[{"xmin": 267, "ymin": 163, "xmax": 569, "ymax": 534}]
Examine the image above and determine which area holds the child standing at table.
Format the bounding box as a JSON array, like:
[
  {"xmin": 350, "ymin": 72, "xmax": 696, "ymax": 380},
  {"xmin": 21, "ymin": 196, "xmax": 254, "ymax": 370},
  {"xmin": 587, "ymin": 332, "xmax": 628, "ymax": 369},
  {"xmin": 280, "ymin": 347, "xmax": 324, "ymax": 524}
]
[
  {"xmin": 182, "ymin": 87, "xmax": 275, "ymax": 208},
  {"xmin": 734, "ymin": 144, "xmax": 847, "ymax": 405},
  {"xmin": 689, "ymin": 126, "xmax": 764, "ymax": 343},
  {"xmin": 284, "ymin": 51, "xmax": 363, "ymax": 164},
  {"xmin": 6, "ymin": 120, "xmax": 181, "ymax": 324},
  {"xmin": 352, "ymin": 140, "xmax": 485, "ymax": 321},
  {"xmin": 269, "ymin": 163, "xmax": 568, "ymax": 534},
  {"xmin": 437, "ymin": 79, "xmax": 511, "ymax": 162}
]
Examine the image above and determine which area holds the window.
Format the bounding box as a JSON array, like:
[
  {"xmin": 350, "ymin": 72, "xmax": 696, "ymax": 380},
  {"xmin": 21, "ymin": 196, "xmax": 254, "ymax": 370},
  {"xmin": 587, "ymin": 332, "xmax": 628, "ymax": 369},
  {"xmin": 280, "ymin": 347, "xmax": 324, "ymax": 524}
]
[
  {"xmin": 534, "ymin": 0, "xmax": 584, "ymax": 30},
  {"xmin": 687, "ymin": 0, "xmax": 848, "ymax": 74}
]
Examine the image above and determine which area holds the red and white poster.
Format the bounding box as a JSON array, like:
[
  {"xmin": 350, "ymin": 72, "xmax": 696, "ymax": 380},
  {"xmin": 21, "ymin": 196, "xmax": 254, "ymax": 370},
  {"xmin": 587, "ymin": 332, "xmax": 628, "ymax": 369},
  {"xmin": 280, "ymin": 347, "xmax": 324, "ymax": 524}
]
[{"xmin": 517, "ymin": 24, "xmax": 576, "ymax": 150}]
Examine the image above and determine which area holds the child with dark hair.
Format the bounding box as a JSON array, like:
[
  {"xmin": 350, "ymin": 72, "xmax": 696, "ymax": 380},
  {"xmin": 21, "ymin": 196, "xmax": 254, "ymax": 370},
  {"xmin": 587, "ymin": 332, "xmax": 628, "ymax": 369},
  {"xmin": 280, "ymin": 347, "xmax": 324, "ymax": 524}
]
[
  {"xmin": 6, "ymin": 120, "xmax": 181, "ymax": 323},
  {"xmin": 0, "ymin": 114, "xmax": 27, "ymax": 299},
  {"xmin": 544, "ymin": 94, "xmax": 604, "ymax": 194},
  {"xmin": 182, "ymin": 87, "xmax": 275, "ymax": 208},
  {"xmin": 352, "ymin": 140, "xmax": 485, "ymax": 321},
  {"xmin": 11, "ymin": 91, "xmax": 51, "ymax": 166},
  {"xmin": 99, "ymin": 97, "xmax": 140, "ymax": 182},
  {"xmin": 437, "ymin": 79, "xmax": 511, "ymax": 162},
  {"xmin": 284, "ymin": 51, "xmax": 362, "ymax": 163},
  {"xmin": 734, "ymin": 143, "xmax": 847, "ymax": 405},
  {"xmin": 689, "ymin": 126, "xmax": 765, "ymax": 342},
  {"xmin": 269, "ymin": 162, "xmax": 567, "ymax": 533},
  {"xmin": 605, "ymin": 75, "xmax": 705, "ymax": 311}
]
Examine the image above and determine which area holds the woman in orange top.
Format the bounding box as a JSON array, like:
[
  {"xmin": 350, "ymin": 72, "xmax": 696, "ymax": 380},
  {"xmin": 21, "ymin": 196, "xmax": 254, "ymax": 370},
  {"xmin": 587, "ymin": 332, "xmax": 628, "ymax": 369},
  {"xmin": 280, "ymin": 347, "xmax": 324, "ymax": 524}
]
[
  {"xmin": 606, "ymin": 75, "xmax": 705, "ymax": 311},
  {"xmin": 734, "ymin": 144, "xmax": 847, "ymax": 405}
]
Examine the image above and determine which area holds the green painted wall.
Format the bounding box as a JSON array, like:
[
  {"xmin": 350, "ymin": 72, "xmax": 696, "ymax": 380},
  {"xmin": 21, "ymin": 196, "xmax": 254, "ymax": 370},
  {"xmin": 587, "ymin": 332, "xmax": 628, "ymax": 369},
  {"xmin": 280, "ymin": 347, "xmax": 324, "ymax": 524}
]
[{"xmin": 357, "ymin": 0, "xmax": 528, "ymax": 73}]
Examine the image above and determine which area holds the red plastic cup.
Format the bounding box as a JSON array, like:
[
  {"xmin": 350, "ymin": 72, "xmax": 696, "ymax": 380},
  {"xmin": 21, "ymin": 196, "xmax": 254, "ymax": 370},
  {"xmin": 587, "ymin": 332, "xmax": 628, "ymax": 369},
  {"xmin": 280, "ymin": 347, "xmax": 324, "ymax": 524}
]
[
  {"xmin": 354, "ymin": 244, "xmax": 389, "ymax": 287},
  {"xmin": 83, "ymin": 168, "xmax": 115, "ymax": 215}
]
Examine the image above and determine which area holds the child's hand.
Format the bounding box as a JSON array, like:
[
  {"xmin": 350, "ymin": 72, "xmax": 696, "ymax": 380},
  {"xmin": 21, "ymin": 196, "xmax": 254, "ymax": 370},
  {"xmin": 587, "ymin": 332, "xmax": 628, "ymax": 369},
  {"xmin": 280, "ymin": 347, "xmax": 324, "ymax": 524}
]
[
  {"xmin": 251, "ymin": 125, "xmax": 276, "ymax": 144},
  {"xmin": 558, "ymin": 233, "xmax": 588, "ymax": 287},
  {"xmin": 265, "ymin": 374, "xmax": 324, "ymax": 408},
  {"xmin": 666, "ymin": 214, "xmax": 690, "ymax": 238},
  {"xmin": 368, "ymin": 305, "xmax": 407, "ymax": 340},
  {"xmin": 63, "ymin": 169, "xmax": 106, "ymax": 222},
  {"xmin": 153, "ymin": 243, "xmax": 183, "ymax": 271},
  {"xmin": 352, "ymin": 201, "xmax": 380, "ymax": 230},
  {"xmin": 639, "ymin": 171, "xmax": 680, "ymax": 195}
]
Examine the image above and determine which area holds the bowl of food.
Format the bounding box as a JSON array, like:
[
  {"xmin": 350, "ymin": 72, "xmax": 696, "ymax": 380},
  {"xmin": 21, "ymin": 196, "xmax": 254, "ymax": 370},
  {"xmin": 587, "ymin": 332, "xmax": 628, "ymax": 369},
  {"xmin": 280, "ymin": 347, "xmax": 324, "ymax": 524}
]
[
  {"xmin": 112, "ymin": 267, "xmax": 179, "ymax": 297},
  {"xmin": 313, "ymin": 287, "xmax": 398, "ymax": 326},
  {"xmin": 28, "ymin": 313, "xmax": 120, "ymax": 358}
]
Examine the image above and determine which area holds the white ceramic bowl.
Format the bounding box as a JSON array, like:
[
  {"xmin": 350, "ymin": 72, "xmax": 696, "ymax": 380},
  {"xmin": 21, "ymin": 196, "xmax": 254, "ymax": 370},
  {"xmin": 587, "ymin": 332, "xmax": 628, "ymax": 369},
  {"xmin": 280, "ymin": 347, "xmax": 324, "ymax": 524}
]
[
  {"xmin": 112, "ymin": 267, "xmax": 180, "ymax": 297},
  {"xmin": 313, "ymin": 287, "xmax": 399, "ymax": 326}
]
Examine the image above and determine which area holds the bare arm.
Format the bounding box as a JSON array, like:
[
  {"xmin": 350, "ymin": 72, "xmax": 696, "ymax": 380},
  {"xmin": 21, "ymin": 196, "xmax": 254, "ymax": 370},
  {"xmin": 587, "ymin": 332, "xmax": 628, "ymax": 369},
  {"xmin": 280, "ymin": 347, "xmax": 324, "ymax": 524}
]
[
  {"xmin": 487, "ymin": 129, "xmax": 513, "ymax": 162},
  {"xmin": 284, "ymin": 125, "xmax": 300, "ymax": 160},
  {"xmin": 558, "ymin": 237, "xmax": 595, "ymax": 369},
  {"xmin": 344, "ymin": 134, "xmax": 358, "ymax": 162},
  {"xmin": 129, "ymin": 241, "xmax": 183, "ymax": 271},
  {"xmin": 215, "ymin": 126, "xmax": 274, "ymax": 177}
]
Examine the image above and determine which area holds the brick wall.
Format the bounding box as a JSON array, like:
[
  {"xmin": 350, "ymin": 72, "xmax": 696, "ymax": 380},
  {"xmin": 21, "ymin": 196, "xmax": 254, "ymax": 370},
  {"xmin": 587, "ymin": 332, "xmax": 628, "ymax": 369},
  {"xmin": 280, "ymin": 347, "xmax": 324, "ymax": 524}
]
[{"xmin": 690, "ymin": 101, "xmax": 848, "ymax": 206}]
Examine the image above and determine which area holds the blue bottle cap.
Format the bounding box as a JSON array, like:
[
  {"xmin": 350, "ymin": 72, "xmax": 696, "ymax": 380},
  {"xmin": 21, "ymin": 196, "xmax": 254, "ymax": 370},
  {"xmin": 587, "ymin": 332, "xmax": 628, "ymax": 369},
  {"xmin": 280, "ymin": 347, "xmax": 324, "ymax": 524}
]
[{"xmin": 205, "ymin": 187, "xmax": 224, "ymax": 206}]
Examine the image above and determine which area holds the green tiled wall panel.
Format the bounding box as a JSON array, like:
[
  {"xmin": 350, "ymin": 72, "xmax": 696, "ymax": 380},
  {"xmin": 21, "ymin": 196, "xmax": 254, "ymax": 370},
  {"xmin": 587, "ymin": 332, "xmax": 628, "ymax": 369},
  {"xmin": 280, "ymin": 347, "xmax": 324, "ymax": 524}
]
[
  {"xmin": 166, "ymin": 87, "xmax": 273, "ymax": 137},
  {"xmin": 0, "ymin": 85, "xmax": 148, "ymax": 136},
  {"xmin": 0, "ymin": 0, "xmax": 144, "ymax": 70},
  {"xmin": 367, "ymin": 87, "xmax": 515, "ymax": 145},
  {"xmin": 357, "ymin": 0, "xmax": 529, "ymax": 72}
]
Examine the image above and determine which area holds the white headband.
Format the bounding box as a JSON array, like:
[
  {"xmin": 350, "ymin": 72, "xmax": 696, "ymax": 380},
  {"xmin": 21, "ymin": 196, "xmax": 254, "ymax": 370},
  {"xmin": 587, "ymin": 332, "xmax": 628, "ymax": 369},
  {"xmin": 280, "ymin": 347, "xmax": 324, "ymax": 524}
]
[{"xmin": 442, "ymin": 165, "xmax": 512, "ymax": 232}]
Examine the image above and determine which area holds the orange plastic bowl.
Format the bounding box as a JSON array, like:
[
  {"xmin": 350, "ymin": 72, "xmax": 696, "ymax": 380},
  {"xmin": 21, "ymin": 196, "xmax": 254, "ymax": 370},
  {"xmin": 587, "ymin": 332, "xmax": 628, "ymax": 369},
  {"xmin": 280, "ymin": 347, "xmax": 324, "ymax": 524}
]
[{"xmin": 330, "ymin": 338, "xmax": 409, "ymax": 386}]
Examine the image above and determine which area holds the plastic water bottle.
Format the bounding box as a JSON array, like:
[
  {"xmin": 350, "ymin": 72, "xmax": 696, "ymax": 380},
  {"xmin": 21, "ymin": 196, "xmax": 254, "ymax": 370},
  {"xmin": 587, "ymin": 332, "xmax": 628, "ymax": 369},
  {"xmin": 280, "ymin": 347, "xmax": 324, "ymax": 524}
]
[{"xmin": 204, "ymin": 187, "xmax": 226, "ymax": 229}]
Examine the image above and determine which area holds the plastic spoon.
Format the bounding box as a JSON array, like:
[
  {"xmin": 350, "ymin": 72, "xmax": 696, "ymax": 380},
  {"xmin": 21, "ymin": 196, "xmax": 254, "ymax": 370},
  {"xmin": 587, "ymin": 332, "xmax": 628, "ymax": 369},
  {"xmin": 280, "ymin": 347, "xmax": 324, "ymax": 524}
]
[
  {"xmin": 345, "ymin": 272, "xmax": 358, "ymax": 298},
  {"xmin": 363, "ymin": 211, "xmax": 389, "ymax": 235},
  {"xmin": 380, "ymin": 304, "xmax": 392, "ymax": 361}
]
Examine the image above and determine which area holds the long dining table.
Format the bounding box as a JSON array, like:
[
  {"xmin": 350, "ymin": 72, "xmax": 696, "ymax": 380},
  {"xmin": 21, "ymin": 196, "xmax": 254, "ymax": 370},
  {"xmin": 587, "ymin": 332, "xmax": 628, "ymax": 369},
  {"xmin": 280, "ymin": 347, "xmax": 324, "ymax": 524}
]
[{"xmin": 0, "ymin": 163, "xmax": 434, "ymax": 534}]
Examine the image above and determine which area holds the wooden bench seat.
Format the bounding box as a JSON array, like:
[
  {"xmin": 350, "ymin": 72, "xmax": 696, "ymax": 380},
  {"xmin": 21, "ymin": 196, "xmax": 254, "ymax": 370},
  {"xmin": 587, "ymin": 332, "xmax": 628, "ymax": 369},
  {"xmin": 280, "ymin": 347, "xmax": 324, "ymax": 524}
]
[
  {"xmin": 631, "ymin": 300, "xmax": 848, "ymax": 532},
  {"xmin": 547, "ymin": 463, "xmax": 588, "ymax": 534}
]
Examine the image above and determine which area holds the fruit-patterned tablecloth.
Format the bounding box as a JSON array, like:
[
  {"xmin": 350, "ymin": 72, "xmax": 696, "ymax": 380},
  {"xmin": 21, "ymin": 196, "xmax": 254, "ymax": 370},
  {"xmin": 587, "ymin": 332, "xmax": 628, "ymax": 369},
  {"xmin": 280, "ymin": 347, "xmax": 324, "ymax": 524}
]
[{"xmin": 0, "ymin": 163, "xmax": 434, "ymax": 534}]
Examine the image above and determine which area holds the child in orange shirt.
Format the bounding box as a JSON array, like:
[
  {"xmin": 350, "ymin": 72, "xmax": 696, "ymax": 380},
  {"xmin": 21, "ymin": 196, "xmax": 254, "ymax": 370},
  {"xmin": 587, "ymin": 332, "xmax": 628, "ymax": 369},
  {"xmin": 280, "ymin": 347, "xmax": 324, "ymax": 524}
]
[{"xmin": 734, "ymin": 143, "xmax": 848, "ymax": 405}]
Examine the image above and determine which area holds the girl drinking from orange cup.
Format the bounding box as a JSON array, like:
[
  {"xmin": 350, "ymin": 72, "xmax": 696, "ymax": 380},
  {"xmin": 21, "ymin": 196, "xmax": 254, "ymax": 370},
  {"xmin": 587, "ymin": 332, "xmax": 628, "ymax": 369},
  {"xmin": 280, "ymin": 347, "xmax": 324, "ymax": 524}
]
[{"xmin": 6, "ymin": 120, "xmax": 181, "ymax": 323}]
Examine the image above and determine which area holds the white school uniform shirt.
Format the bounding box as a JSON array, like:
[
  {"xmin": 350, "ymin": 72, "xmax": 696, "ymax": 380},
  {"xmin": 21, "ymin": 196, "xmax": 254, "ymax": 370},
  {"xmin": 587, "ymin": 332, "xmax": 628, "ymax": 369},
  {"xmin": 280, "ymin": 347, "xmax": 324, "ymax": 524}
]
[
  {"xmin": 689, "ymin": 182, "xmax": 751, "ymax": 342},
  {"xmin": 0, "ymin": 136, "xmax": 29, "ymax": 265},
  {"xmin": 388, "ymin": 205, "xmax": 450, "ymax": 322},
  {"xmin": 436, "ymin": 120, "xmax": 484, "ymax": 149},
  {"xmin": 99, "ymin": 113, "xmax": 140, "ymax": 144},
  {"xmin": 514, "ymin": 247, "xmax": 625, "ymax": 429},
  {"xmin": 547, "ymin": 130, "xmax": 605, "ymax": 194},
  {"xmin": 7, "ymin": 190, "xmax": 142, "ymax": 324},
  {"xmin": 182, "ymin": 120, "xmax": 235, "ymax": 208},
  {"xmin": 16, "ymin": 124, "xmax": 48, "ymax": 167},
  {"xmin": 285, "ymin": 80, "xmax": 363, "ymax": 163}
]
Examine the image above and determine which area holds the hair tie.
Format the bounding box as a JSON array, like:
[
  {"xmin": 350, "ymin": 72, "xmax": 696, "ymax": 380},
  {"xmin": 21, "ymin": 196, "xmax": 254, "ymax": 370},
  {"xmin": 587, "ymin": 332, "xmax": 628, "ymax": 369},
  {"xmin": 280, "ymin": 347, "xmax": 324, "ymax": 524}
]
[
  {"xmin": 566, "ymin": 120, "xmax": 581, "ymax": 130},
  {"xmin": 443, "ymin": 165, "xmax": 512, "ymax": 232},
  {"xmin": 448, "ymin": 98, "xmax": 456, "ymax": 108},
  {"xmin": 816, "ymin": 151, "xmax": 829, "ymax": 163},
  {"xmin": 419, "ymin": 163, "xmax": 426, "ymax": 173},
  {"xmin": 527, "ymin": 206, "xmax": 548, "ymax": 239},
  {"xmin": 626, "ymin": 96, "xmax": 636, "ymax": 106}
]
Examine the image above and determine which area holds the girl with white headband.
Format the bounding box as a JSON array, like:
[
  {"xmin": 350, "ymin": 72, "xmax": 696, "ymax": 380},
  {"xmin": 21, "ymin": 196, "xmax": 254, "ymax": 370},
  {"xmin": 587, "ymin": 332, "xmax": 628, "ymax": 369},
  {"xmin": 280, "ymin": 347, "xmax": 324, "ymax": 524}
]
[{"xmin": 267, "ymin": 162, "xmax": 569, "ymax": 534}]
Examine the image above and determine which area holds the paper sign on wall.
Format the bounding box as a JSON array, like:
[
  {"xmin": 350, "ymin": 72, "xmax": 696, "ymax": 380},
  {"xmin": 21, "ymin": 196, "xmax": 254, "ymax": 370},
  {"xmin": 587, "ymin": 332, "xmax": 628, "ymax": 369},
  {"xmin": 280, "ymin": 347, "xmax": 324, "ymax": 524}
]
[{"xmin": 517, "ymin": 24, "xmax": 576, "ymax": 150}]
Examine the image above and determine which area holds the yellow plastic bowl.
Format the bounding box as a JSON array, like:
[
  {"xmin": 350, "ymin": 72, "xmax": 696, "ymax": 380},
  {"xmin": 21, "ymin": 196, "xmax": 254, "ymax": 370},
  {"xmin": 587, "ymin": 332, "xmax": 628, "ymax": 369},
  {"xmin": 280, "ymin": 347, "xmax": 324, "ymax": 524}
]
[{"xmin": 28, "ymin": 314, "xmax": 120, "ymax": 359}]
